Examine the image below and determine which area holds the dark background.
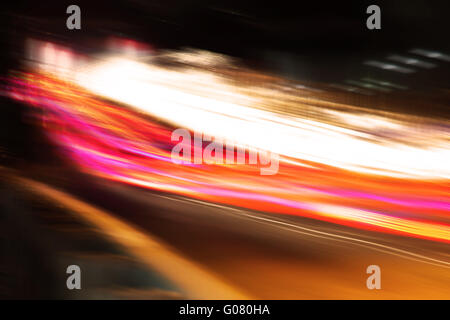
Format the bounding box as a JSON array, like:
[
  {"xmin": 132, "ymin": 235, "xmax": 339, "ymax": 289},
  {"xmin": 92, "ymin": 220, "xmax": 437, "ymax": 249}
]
[{"xmin": 1, "ymin": 1, "xmax": 450, "ymax": 79}]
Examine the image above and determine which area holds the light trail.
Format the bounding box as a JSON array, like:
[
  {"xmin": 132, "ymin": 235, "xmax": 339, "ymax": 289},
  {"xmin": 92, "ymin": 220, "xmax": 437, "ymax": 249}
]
[{"xmin": 5, "ymin": 40, "xmax": 450, "ymax": 243}]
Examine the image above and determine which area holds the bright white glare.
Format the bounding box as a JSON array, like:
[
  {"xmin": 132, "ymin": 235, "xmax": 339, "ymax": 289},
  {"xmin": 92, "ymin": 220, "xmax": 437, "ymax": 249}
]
[{"xmin": 57, "ymin": 55, "xmax": 450, "ymax": 179}]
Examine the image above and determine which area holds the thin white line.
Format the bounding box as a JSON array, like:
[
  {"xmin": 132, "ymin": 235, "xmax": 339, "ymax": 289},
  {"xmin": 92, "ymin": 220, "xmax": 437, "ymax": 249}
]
[{"xmin": 164, "ymin": 195, "xmax": 450, "ymax": 268}]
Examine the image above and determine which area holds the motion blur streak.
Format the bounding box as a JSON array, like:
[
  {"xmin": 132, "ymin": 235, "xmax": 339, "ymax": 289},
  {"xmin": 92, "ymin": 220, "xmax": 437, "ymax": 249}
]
[
  {"xmin": 9, "ymin": 174, "xmax": 250, "ymax": 299},
  {"xmin": 6, "ymin": 40, "xmax": 450, "ymax": 243}
]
